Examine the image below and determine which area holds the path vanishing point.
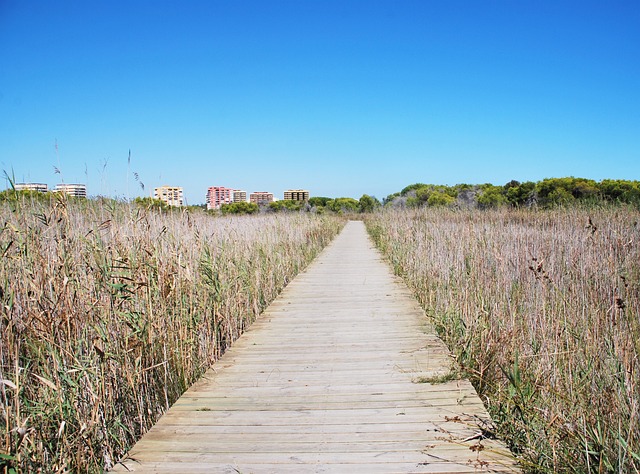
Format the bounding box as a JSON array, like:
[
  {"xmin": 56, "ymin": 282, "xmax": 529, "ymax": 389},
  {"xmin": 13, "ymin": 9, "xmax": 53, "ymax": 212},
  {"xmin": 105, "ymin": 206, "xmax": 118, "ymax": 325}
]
[{"xmin": 114, "ymin": 221, "xmax": 519, "ymax": 473}]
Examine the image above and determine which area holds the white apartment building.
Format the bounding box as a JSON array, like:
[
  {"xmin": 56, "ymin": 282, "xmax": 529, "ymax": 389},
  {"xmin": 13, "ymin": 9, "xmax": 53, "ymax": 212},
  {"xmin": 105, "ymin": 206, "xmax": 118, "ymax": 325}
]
[
  {"xmin": 15, "ymin": 183, "xmax": 48, "ymax": 193},
  {"xmin": 55, "ymin": 183, "xmax": 87, "ymax": 198}
]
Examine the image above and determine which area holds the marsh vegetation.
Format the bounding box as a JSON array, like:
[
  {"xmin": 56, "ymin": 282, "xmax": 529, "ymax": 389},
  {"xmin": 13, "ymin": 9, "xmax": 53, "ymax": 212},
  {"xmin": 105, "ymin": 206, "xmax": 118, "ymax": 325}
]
[
  {"xmin": 366, "ymin": 206, "xmax": 640, "ymax": 472},
  {"xmin": 0, "ymin": 193, "xmax": 343, "ymax": 472}
]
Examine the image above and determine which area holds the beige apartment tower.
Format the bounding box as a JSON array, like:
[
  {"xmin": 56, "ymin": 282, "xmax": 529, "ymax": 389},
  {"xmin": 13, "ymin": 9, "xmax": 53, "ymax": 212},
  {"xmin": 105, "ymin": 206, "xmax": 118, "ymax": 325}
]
[
  {"xmin": 232, "ymin": 190, "xmax": 247, "ymax": 203},
  {"xmin": 283, "ymin": 189, "xmax": 309, "ymax": 201},
  {"xmin": 250, "ymin": 192, "xmax": 274, "ymax": 206},
  {"xmin": 154, "ymin": 186, "xmax": 184, "ymax": 207}
]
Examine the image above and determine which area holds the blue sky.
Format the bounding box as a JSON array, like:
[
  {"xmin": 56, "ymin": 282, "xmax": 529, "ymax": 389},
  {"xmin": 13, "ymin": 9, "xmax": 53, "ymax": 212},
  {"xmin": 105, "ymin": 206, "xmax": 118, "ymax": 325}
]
[{"xmin": 1, "ymin": 1, "xmax": 638, "ymax": 204}]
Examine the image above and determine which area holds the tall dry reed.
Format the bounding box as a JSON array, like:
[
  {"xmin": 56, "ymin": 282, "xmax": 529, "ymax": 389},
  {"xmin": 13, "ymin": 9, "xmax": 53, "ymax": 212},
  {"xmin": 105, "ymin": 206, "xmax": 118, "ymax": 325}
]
[
  {"xmin": 0, "ymin": 194, "xmax": 343, "ymax": 472},
  {"xmin": 366, "ymin": 206, "xmax": 639, "ymax": 472}
]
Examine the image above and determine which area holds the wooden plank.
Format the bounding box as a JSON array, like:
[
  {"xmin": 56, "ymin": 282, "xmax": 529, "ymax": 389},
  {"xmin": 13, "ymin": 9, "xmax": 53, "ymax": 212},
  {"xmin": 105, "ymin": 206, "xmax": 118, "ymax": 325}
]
[
  {"xmin": 176, "ymin": 387, "xmax": 479, "ymax": 404},
  {"xmin": 132, "ymin": 422, "xmax": 470, "ymax": 435},
  {"xmin": 117, "ymin": 452, "xmax": 516, "ymax": 473},
  {"xmin": 119, "ymin": 450, "xmax": 515, "ymax": 465},
  {"xmin": 112, "ymin": 221, "xmax": 519, "ymax": 472},
  {"xmin": 114, "ymin": 461, "xmax": 509, "ymax": 474},
  {"xmin": 150, "ymin": 410, "xmax": 491, "ymax": 427},
  {"xmin": 137, "ymin": 429, "xmax": 464, "ymax": 442},
  {"xmin": 124, "ymin": 440, "xmax": 509, "ymax": 455}
]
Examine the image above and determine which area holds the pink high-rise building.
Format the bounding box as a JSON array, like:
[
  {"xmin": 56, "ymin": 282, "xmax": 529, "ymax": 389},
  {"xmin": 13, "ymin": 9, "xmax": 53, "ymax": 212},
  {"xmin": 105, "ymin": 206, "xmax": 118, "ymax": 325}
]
[{"xmin": 206, "ymin": 186, "xmax": 234, "ymax": 210}]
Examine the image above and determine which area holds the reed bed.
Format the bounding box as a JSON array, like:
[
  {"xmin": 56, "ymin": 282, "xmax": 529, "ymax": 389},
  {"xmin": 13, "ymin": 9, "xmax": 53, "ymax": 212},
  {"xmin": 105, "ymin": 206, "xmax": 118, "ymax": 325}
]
[
  {"xmin": 365, "ymin": 206, "xmax": 640, "ymax": 473},
  {"xmin": 0, "ymin": 194, "xmax": 343, "ymax": 472}
]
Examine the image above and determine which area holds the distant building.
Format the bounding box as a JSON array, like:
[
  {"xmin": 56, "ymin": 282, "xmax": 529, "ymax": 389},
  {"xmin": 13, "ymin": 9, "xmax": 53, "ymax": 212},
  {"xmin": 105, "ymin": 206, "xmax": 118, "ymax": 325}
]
[
  {"xmin": 154, "ymin": 185, "xmax": 183, "ymax": 207},
  {"xmin": 250, "ymin": 192, "xmax": 274, "ymax": 206},
  {"xmin": 232, "ymin": 190, "xmax": 247, "ymax": 203},
  {"xmin": 284, "ymin": 189, "xmax": 309, "ymax": 201},
  {"xmin": 15, "ymin": 183, "xmax": 48, "ymax": 193},
  {"xmin": 55, "ymin": 183, "xmax": 87, "ymax": 198},
  {"xmin": 206, "ymin": 186, "xmax": 234, "ymax": 210}
]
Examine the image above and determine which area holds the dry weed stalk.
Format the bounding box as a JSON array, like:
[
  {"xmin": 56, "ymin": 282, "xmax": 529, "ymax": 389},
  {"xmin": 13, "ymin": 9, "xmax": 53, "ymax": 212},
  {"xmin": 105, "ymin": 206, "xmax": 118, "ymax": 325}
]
[{"xmin": 0, "ymin": 195, "xmax": 343, "ymax": 472}]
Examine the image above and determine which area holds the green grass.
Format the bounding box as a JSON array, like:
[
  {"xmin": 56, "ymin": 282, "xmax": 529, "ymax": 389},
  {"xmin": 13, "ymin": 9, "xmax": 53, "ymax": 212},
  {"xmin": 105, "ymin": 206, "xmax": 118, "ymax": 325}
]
[{"xmin": 414, "ymin": 370, "xmax": 461, "ymax": 384}]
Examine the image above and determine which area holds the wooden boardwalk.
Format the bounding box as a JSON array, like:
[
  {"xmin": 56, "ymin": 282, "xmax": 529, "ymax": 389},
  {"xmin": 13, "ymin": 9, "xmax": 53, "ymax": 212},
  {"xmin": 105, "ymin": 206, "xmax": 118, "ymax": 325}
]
[{"xmin": 114, "ymin": 221, "xmax": 519, "ymax": 473}]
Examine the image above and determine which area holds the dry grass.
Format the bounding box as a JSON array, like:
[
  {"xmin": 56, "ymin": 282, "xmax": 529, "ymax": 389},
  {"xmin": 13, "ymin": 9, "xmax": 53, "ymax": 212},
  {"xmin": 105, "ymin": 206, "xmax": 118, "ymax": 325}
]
[
  {"xmin": 0, "ymin": 194, "xmax": 343, "ymax": 472},
  {"xmin": 366, "ymin": 206, "xmax": 640, "ymax": 472}
]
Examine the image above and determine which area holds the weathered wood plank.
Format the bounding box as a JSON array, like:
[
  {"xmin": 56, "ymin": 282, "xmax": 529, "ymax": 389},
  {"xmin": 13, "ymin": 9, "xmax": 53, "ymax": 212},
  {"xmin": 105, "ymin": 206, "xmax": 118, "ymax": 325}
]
[
  {"xmin": 117, "ymin": 453, "xmax": 514, "ymax": 474},
  {"xmin": 112, "ymin": 221, "xmax": 519, "ymax": 472},
  {"xmin": 114, "ymin": 462, "xmax": 507, "ymax": 474}
]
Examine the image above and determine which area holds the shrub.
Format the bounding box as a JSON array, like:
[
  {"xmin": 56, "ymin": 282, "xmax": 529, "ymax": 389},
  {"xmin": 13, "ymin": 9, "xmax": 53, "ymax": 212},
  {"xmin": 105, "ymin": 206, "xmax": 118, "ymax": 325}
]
[{"xmin": 220, "ymin": 201, "xmax": 259, "ymax": 215}]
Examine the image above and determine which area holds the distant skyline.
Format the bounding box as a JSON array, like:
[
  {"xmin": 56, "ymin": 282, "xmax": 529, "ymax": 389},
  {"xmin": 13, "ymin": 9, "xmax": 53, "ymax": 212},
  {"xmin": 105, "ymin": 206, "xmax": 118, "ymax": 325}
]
[{"xmin": 1, "ymin": 1, "xmax": 639, "ymax": 205}]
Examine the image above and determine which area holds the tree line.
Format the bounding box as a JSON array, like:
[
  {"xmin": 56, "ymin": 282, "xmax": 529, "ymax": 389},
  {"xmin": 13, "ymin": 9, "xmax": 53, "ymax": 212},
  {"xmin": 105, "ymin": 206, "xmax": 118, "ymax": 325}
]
[
  {"xmin": 219, "ymin": 195, "xmax": 382, "ymax": 215},
  {"xmin": 384, "ymin": 177, "xmax": 640, "ymax": 209}
]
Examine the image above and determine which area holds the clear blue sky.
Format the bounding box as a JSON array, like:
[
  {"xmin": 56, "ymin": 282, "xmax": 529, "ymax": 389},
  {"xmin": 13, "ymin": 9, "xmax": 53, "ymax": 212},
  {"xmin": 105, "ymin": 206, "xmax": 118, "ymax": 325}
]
[{"xmin": 1, "ymin": 1, "xmax": 638, "ymax": 204}]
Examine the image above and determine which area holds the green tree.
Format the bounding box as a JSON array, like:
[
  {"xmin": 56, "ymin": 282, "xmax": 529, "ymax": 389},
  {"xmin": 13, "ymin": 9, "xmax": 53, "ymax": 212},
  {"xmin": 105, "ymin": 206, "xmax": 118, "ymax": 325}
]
[
  {"xmin": 409, "ymin": 185, "xmax": 458, "ymax": 206},
  {"xmin": 477, "ymin": 185, "xmax": 507, "ymax": 209},
  {"xmin": 358, "ymin": 194, "xmax": 381, "ymax": 213},
  {"xmin": 0, "ymin": 189, "xmax": 53, "ymax": 204},
  {"xmin": 405, "ymin": 196, "xmax": 420, "ymax": 207},
  {"xmin": 454, "ymin": 183, "xmax": 473, "ymax": 192},
  {"xmin": 400, "ymin": 183, "xmax": 428, "ymax": 195},
  {"xmin": 269, "ymin": 200, "xmax": 302, "ymax": 212},
  {"xmin": 133, "ymin": 196, "xmax": 170, "ymax": 211},
  {"xmin": 186, "ymin": 204, "xmax": 207, "ymax": 212},
  {"xmin": 570, "ymin": 178, "xmax": 599, "ymax": 199},
  {"xmin": 383, "ymin": 192, "xmax": 400, "ymax": 205},
  {"xmin": 427, "ymin": 191, "xmax": 455, "ymax": 207},
  {"xmin": 546, "ymin": 187, "xmax": 574, "ymax": 207},
  {"xmin": 327, "ymin": 197, "xmax": 359, "ymax": 213},
  {"xmin": 536, "ymin": 178, "xmax": 577, "ymax": 208},
  {"xmin": 415, "ymin": 186, "xmax": 432, "ymax": 204},
  {"xmin": 220, "ymin": 202, "xmax": 259, "ymax": 215},
  {"xmin": 504, "ymin": 180, "xmax": 535, "ymax": 207},
  {"xmin": 599, "ymin": 179, "xmax": 640, "ymax": 205},
  {"xmin": 308, "ymin": 197, "xmax": 332, "ymax": 208}
]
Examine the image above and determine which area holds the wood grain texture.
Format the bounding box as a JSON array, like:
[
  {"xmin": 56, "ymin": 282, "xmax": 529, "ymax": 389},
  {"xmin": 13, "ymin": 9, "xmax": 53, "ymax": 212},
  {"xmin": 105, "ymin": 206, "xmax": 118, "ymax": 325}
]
[{"xmin": 113, "ymin": 221, "xmax": 519, "ymax": 473}]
